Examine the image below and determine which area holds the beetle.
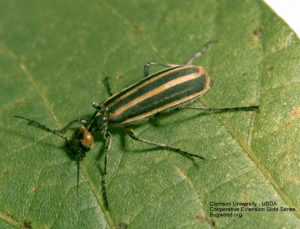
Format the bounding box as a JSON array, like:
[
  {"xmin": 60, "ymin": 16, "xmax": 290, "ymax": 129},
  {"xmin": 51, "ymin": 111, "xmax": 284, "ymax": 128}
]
[{"xmin": 15, "ymin": 39, "xmax": 259, "ymax": 209}]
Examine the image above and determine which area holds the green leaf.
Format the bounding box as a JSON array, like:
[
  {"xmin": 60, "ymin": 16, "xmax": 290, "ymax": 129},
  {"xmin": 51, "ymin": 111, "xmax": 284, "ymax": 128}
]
[{"xmin": 1, "ymin": 0, "xmax": 300, "ymax": 228}]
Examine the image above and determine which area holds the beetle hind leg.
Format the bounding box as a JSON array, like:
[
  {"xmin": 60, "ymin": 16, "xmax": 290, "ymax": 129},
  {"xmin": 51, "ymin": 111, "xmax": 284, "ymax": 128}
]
[
  {"xmin": 143, "ymin": 38, "xmax": 218, "ymax": 77},
  {"xmin": 178, "ymin": 105, "xmax": 259, "ymax": 113},
  {"xmin": 125, "ymin": 126, "xmax": 205, "ymax": 160},
  {"xmin": 143, "ymin": 63, "xmax": 182, "ymax": 78},
  {"xmin": 185, "ymin": 38, "xmax": 217, "ymax": 65}
]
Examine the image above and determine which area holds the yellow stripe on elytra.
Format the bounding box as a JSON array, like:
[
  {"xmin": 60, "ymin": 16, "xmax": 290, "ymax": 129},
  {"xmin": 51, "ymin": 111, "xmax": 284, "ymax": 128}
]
[
  {"xmin": 106, "ymin": 66, "xmax": 195, "ymax": 108},
  {"xmin": 116, "ymin": 72, "xmax": 211, "ymax": 125},
  {"xmin": 110, "ymin": 69, "xmax": 207, "ymax": 119}
]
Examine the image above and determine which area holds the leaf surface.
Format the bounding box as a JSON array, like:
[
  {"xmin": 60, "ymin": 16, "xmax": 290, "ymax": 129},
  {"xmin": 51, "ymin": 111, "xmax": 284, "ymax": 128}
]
[{"xmin": 0, "ymin": 0, "xmax": 299, "ymax": 228}]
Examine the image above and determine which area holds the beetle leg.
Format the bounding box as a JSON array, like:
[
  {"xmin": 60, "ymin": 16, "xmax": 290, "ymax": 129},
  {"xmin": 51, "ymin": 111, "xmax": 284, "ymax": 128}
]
[
  {"xmin": 102, "ymin": 132, "xmax": 112, "ymax": 210},
  {"xmin": 185, "ymin": 38, "xmax": 217, "ymax": 65},
  {"xmin": 178, "ymin": 105, "xmax": 259, "ymax": 113},
  {"xmin": 143, "ymin": 39, "xmax": 217, "ymax": 77},
  {"xmin": 125, "ymin": 126, "xmax": 205, "ymax": 160},
  {"xmin": 144, "ymin": 63, "xmax": 182, "ymax": 78},
  {"xmin": 104, "ymin": 77, "xmax": 114, "ymax": 96},
  {"xmin": 55, "ymin": 119, "xmax": 87, "ymax": 133}
]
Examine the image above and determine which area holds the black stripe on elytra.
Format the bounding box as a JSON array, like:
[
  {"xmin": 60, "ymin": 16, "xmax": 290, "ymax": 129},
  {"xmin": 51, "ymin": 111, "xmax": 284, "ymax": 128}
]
[
  {"xmin": 107, "ymin": 66, "xmax": 200, "ymax": 112},
  {"xmin": 102, "ymin": 66, "xmax": 182, "ymax": 106},
  {"xmin": 110, "ymin": 74, "xmax": 207, "ymax": 123}
]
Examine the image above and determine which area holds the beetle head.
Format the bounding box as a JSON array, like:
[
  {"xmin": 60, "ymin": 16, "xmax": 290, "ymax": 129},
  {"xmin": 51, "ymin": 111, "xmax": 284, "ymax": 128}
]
[{"xmin": 71, "ymin": 125, "xmax": 94, "ymax": 158}]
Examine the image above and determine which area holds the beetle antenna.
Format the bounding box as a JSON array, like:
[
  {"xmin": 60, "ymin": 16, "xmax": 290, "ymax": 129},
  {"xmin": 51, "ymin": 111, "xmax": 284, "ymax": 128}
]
[{"xmin": 14, "ymin": 116, "xmax": 71, "ymax": 143}]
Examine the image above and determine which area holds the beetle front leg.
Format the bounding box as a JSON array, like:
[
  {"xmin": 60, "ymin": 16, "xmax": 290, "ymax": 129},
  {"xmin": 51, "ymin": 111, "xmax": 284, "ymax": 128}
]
[
  {"xmin": 55, "ymin": 119, "xmax": 87, "ymax": 133},
  {"xmin": 125, "ymin": 126, "xmax": 205, "ymax": 160},
  {"xmin": 103, "ymin": 132, "xmax": 112, "ymax": 210}
]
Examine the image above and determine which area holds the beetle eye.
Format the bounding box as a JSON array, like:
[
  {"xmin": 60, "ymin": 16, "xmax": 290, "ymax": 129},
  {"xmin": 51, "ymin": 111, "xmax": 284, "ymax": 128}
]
[{"xmin": 79, "ymin": 140, "xmax": 92, "ymax": 150}]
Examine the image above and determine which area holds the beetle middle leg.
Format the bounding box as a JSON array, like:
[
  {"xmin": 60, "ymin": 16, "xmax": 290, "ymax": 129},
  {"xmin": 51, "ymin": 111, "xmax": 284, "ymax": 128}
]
[
  {"xmin": 104, "ymin": 77, "xmax": 114, "ymax": 96},
  {"xmin": 125, "ymin": 126, "xmax": 205, "ymax": 160}
]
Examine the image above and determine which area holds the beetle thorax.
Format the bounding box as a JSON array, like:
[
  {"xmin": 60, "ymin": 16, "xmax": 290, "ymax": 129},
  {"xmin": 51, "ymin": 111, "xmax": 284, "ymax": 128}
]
[{"xmin": 87, "ymin": 109, "xmax": 108, "ymax": 135}]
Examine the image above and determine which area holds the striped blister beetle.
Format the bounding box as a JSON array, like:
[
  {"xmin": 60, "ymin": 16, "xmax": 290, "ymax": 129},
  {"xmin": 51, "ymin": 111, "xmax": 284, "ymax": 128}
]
[{"xmin": 15, "ymin": 39, "xmax": 259, "ymax": 209}]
